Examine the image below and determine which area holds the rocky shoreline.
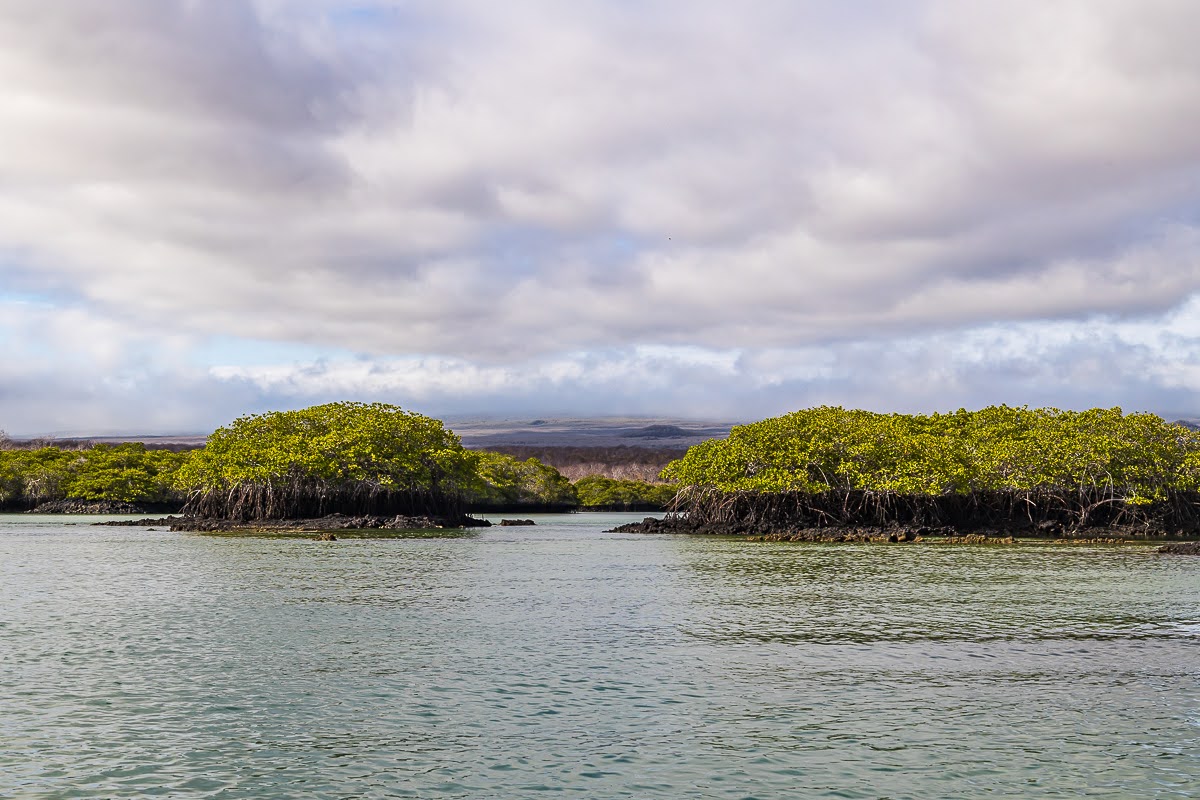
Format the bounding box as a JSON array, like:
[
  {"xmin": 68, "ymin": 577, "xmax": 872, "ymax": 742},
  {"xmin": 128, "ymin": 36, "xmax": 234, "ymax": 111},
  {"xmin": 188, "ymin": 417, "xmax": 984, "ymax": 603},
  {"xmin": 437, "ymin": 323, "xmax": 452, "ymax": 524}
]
[
  {"xmin": 610, "ymin": 515, "xmax": 1200, "ymax": 551},
  {"xmin": 97, "ymin": 513, "xmax": 492, "ymax": 532},
  {"xmin": 1158, "ymin": 541, "xmax": 1200, "ymax": 555},
  {"xmin": 31, "ymin": 499, "xmax": 169, "ymax": 514}
]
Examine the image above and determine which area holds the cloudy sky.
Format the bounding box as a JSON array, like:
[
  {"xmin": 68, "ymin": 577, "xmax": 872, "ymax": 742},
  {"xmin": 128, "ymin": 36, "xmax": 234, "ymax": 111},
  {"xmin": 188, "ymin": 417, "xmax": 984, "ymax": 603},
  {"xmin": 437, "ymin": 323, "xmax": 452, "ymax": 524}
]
[{"xmin": 2, "ymin": 0, "xmax": 1199, "ymax": 434}]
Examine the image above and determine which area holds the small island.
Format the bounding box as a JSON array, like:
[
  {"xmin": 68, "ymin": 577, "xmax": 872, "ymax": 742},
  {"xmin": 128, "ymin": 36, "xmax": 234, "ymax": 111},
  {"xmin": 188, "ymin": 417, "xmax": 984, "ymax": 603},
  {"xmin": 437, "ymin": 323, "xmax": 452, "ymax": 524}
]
[
  {"xmin": 617, "ymin": 405, "xmax": 1200, "ymax": 548},
  {"xmin": 0, "ymin": 402, "xmax": 675, "ymax": 532}
]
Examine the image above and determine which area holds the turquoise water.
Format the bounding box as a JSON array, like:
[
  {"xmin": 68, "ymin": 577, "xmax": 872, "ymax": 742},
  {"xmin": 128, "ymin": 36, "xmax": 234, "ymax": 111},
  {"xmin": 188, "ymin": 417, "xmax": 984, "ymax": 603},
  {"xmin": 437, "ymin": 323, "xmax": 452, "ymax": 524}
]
[{"xmin": 2, "ymin": 512, "xmax": 1199, "ymax": 798}]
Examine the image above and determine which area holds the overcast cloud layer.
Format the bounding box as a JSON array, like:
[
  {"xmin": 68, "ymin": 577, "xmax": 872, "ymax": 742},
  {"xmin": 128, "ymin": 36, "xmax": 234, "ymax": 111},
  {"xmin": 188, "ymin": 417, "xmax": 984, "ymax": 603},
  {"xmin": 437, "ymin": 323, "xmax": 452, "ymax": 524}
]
[{"xmin": 2, "ymin": 0, "xmax": 1199, "ymax": 434}]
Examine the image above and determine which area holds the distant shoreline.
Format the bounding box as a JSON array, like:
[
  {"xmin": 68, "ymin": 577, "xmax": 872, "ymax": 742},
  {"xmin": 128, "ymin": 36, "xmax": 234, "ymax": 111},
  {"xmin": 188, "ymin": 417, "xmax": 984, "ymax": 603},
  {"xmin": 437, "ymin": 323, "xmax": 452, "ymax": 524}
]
[{"xmin": 4, "ymin": 417, "xmax": 738, "ymax": 451}]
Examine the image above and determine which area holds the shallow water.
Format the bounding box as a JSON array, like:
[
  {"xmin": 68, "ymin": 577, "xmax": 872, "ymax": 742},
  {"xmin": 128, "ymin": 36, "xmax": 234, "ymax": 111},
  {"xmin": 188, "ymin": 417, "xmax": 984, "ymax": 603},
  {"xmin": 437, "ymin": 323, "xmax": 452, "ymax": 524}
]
[{"xmin": 2, "ymin": 513, "xmax": 1199, "ymax": 798}]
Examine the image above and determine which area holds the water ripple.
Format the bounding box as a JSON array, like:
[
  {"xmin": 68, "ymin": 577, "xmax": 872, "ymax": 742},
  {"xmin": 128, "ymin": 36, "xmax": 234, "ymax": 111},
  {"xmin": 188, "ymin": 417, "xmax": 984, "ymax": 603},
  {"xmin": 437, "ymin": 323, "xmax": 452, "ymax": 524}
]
[{"xmin": 2, "ymin": 513, "xmax": 1199, "ymax": 798}]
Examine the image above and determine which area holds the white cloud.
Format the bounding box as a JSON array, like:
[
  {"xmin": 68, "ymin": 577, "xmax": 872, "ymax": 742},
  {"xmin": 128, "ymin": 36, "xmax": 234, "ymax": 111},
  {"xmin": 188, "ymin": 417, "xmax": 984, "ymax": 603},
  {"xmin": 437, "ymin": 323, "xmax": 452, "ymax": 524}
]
[{"xmin": 1, "ymin": 0, "xmax": 1199, "ymax": 430}]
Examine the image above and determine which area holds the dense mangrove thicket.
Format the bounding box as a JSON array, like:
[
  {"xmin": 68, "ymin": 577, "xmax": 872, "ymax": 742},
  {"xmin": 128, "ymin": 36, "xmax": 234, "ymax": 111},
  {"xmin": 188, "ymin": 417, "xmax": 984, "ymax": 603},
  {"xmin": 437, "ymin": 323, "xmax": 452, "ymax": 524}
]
[
  {"xmin": 469, "ymin": 452, "xmax": 578, "ymax": 510},
  {"xmin": 573, "ymin": 476, "xmax": 677, "ymax": 510},
  {"xmin": 1, "ymin": 414, "xmax": 658, "ymax": 517},
  {"xmin": 662, "ymin": 406, "xmax": 1200, "ymax": 532},
  {"xmin": 179, "ymin": 402, "xmax": 479, "ymax": 521},
  {"xmin": 484, "ymin": 445, "xmax": 687, "ymax": 482},
  {"xmin": 0, "ymin": 443, "xmax": 188, "ymax": 511}
]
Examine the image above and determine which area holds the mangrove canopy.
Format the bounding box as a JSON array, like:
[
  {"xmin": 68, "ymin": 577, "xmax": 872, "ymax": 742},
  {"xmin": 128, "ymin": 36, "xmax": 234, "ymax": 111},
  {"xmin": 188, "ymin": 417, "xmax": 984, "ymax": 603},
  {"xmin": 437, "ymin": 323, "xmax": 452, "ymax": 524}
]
[
  {"xmin": 573, "ymin": 475, "xmax": 676, "ymax": 510},
  {"xmin": 662, "ymin": 406, "xmax": 1200, "ymax": 532},
  {"xmin": 178, "ymin": 402, "xmax": 479, "ymax": 520},
  {"xmin": 0, "ymin": 443, "xmax": 188, "ymax": 511},
  {"xmin": 468, "ymin": 452, "xmax": 579, "ymax": 510}
]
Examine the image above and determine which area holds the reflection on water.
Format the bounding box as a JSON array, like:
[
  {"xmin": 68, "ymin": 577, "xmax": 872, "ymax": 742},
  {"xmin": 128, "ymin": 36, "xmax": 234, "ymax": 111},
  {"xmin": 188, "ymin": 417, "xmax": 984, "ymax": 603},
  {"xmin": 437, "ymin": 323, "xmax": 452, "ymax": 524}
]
[
  {"xmin": 675, "ymin": 540, "xmax": 1187, "ymax": 644},
  {"xmin": 2, "ymin": 512, "xmax": 1199, "ymax": 798}
]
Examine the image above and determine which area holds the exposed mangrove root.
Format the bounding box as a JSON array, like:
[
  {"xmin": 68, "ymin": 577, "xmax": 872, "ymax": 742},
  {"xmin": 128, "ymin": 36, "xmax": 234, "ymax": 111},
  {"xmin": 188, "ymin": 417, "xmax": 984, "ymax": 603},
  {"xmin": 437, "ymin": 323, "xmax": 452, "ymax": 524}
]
[
  {"xmin": 182, "ymin": 478, "xmax": 467, "ymax": 523},
  {"xmin": 657, "ymin": 487, "xmax": 1200, "ymax": 539}
]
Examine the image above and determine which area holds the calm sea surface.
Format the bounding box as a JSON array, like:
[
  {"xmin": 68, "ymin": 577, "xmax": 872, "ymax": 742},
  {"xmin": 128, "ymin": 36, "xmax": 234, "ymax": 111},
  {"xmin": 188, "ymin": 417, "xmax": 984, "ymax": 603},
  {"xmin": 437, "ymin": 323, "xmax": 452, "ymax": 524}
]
[{"xmin": 2, "ymin": 512, "xmax": 1199, "ymax": 799}]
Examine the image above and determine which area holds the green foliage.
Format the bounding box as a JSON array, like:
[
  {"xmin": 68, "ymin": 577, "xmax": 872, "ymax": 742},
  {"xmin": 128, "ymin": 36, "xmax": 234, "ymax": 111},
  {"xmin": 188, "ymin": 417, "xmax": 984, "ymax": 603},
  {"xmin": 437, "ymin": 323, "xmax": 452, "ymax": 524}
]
[
  {"xmin": 469, "ymin": 452, "xmax": 578, "ymax": 507},
  {"xmin": 0, "ymin": 447, "xmax": 73, "ymax": 506},
  {"xmin": 179, "ymin": 402, "xmax": 478, "ymax": 495},
  {"xmin": 663, "ymin": 405, "xmax": 1200, "ymax": 503},
  {"xmin": 0, "ymin": 443, "xmax": 188, "ymax": 507},
  {"xmin": 573, "ymin": 475, "xmax": 677, "ymax": 509},
  {"xmin": 177, "ymin": 402, "xmax": 480, "ymax": 519},
  {"xmin": 62, "ymin": 444, "xmax": 188, "ymax": 503}
]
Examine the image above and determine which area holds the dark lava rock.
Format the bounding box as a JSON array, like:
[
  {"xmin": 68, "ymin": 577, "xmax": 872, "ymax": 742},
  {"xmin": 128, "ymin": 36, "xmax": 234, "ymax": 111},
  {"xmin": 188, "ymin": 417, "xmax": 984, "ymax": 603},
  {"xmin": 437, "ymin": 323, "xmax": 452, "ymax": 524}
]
[
  {"xmin": 500, "ymin": 519, "xmax": 536, "ymax": 526},
  {"xmin": 612, "ymin": 516, "xmax": 1011, "ymax": 544},
  {"xmin": 169, "ymin": 513, "xmax": 492, "ymax": 532},
  {"xmin": 613, "ymin": 514, "xmax": 1191, "ymax": 544},
  {"xmin": 1036, "ymin": 519, "xmax": 1065, "ymax": 536},
  {"xmin": 95, "ymin": 516, "xmax": 184, "ymax": 527},
  {"xmin": 1159, "ymin": 542, "xmax": 1200, "ymax": 555},
  {"xmin": 32, "ymin": 499, "xmax": 148, "ymax": 514},
  {"xmin": 609, "ymin": 516, "xmax": 692, "ymax": 534}
]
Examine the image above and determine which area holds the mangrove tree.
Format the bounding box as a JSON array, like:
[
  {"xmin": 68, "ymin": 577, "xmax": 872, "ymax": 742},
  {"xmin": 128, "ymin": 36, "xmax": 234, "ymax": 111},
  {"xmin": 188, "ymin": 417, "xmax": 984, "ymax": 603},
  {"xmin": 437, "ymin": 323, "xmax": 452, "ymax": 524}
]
[
  {"xmin": 178, "ymin": 402, "xmax": 479, "ymax": 521},
  {"xmin": 661, "ymin": 406, "xmax": 1200, "ymax": 533}
]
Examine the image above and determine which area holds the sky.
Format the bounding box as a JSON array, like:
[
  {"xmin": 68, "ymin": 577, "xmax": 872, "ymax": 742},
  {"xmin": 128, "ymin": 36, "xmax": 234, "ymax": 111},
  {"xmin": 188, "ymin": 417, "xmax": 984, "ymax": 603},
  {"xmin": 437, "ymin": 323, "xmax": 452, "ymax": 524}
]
[{"xmin": 2, "ymin": 0, "xmax": 1200, "ymax": 435}]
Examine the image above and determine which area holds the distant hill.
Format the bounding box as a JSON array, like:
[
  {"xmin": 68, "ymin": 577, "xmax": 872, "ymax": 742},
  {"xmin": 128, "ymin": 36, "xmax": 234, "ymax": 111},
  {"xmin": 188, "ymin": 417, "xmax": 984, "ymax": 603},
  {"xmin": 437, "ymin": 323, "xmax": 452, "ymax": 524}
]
[
  {"xmin": 3, "ymin": 418, "xmax": 734, "ymax": 450},
  {"xmin": 623, "ymin": 424, "xmax": 691, "ymax": 439},
  {"xmin": 1, "ymin": 434, "xmax": 204, "ymax": 451},
  {"xmin": 447, "ymin": 417, "xmax": 734, "ymax": 449},
  {"xmin": 1172, "ymin": 419, "xmax": 1200, "ymax": 431},
  {"xmin": 449, "ymin": 418, "xmax": 734, "ymax": 481}
]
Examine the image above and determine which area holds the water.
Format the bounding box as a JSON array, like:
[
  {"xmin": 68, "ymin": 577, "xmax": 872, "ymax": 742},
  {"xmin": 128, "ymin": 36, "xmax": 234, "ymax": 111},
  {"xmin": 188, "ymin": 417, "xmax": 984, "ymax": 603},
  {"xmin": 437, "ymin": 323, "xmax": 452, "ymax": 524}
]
[{"xmin": 2, "ymin": 513, "xmax": 1199, "ymax": 798}]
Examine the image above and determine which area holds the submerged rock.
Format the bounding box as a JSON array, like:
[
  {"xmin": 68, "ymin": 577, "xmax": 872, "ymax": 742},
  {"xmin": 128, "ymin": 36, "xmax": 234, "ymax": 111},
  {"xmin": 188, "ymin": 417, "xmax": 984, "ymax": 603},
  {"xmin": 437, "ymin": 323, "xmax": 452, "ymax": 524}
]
[
  {"xmin": 610, "ymin": 516, "xmax": 690, "ymax": 534},
  {"xmin": 612, "ymin": 514, "xmax": 1198, "ymax": 544},
  {"xmin": 1159, "ymin": 542, "xmax": 1200, "ymax": 555},
  {"xmin": 95, "ymin": 516, "xmax": 183, "ymax": 527}
]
